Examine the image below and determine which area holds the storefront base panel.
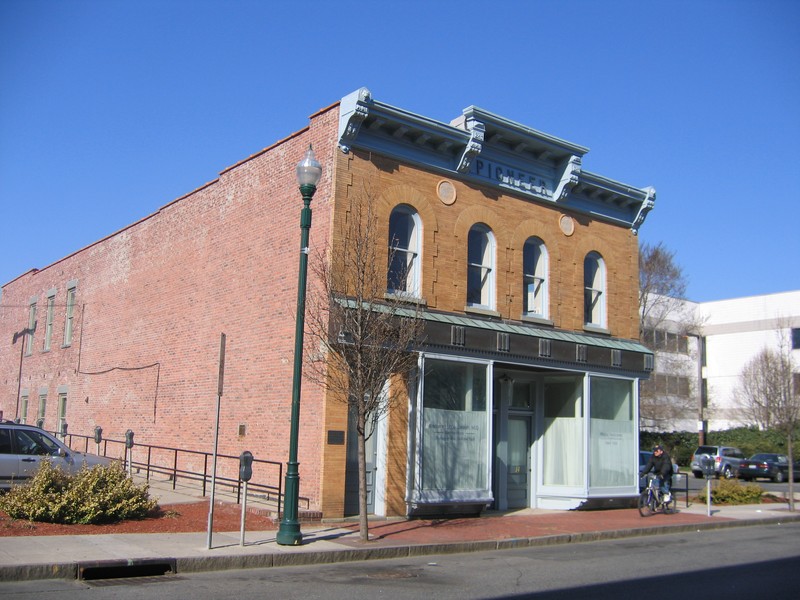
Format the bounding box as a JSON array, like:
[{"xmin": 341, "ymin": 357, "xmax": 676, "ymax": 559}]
[
  {"xmin": 407, "ymin": 502, "xmax": 489, "ymax": 518},
  {"xmin": 575, "ymin": 495, "xmax": 638, "ymax": 510}
]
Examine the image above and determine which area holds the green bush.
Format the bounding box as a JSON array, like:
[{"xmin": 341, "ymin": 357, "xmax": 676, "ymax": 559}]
[
  {"xmin": 0, "ymin": 460, "xmax": 157, "ymax": 524},
  {"xmin": 697, "ymin": 478, "xmax": 764, "ymax": 505}
]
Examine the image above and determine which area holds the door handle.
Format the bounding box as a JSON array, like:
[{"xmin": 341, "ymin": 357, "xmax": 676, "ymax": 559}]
[{"xmin": 21, "ymin": 458, "xmax": 37, "ymax": 463}]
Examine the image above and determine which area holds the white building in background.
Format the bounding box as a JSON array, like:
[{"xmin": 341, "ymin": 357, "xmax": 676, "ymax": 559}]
[{"xmin": 642, "ymin": 290, "xmax": 800, "ymax": 434}]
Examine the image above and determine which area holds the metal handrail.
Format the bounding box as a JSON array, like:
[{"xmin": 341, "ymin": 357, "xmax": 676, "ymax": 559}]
[{"xmin": 56, "ymin": 431, "xmax": 311, "ymax": 514}]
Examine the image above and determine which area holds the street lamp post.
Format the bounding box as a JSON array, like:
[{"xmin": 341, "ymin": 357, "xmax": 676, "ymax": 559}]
[{"xmin": 276, "ymin": 144, "xmax": 322, "ymax": 546}]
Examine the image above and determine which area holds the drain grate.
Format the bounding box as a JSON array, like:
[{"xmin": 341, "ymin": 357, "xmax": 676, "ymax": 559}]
[{"xmin": 78, "ymin": 558, "xmax": 177, "ymax": 581}]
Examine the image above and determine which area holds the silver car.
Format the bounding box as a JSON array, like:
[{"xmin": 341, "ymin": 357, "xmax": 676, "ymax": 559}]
[{"xmin": 0, "ymin": 421, "xmax": 111, "ymax": 490}]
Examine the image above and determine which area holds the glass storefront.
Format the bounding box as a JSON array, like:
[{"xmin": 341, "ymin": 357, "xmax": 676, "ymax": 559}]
[
  {"xmin": 589, "ymin": 376, "xmax": 635, "ymax": 488},
  {"xmin": 542, "ymin": 375, "xmax": 584, "ymax": 487},
  {"xmin": 410, "ymin": 355, "xmax": 639, "ymax": 513},
  {"xmin": 417, "ymin": 357, "xmax": 490, "ymax": 499}
]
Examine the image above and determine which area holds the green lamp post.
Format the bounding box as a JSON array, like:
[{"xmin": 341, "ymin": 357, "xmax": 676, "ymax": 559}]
[{"xmin": 276, "ymin": 144, "xmax": 322, "ymax": 546}]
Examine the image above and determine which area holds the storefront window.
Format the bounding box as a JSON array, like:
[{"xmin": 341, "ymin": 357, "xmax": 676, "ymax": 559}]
[
  {"xmin": 589, "ymin": 377, "xmax": 634, "ymax": 488},
  {"xmin": 543, "ymin": 375, "xmax": 584, "ymax": 486},
  {"xmin": 421, "ymin": 358, "xmax": 489, "ymax": 492}
]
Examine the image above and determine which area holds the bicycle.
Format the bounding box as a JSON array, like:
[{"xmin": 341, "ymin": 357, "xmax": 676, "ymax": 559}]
[{"xmin": 638, "ymin": 473, "xmax": 673, "ymax": 517}]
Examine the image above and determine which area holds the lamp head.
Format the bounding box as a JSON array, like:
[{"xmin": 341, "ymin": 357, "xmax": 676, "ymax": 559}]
[{"xmin": 296, "ymin": 144, "xmax": 322, "ymax": 188}]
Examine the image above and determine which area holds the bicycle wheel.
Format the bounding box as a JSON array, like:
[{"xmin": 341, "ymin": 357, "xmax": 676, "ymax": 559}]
[{"xmin": 638, "ymin": 490, "xmax": 654, "ymax": 517}]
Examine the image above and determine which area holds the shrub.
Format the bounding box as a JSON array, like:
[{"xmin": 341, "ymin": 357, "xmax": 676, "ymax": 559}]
[
  {"xmin": 696, "ymin": 478, "xmax": 764, "ymax": 505},
  {"xmin": 0, "ymin": 460, "xmax": 157, "ymax": 524}
]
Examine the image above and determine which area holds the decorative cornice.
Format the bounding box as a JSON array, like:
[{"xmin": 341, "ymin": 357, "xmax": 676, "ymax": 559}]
[{"xmin": 335, "ymin": 88, "xmax": 656, "ymax": 232}]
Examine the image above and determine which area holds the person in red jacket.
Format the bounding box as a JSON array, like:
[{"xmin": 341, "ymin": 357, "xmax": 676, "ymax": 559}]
[{"xmin": 640, "ymin": 445, "xmax": 674, "ymax": 504}]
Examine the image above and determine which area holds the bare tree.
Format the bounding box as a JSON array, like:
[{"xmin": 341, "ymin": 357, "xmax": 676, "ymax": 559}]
[
  {"xmin": 638, "ymin": 242, "xmax": 702, "ymax": 429},
  {"xmin": 638, "ymin": 242, "xmax": 687, "ymax": 337},
  {"xmin": 304, "ymin": 187, "xmax": 423, "ymax": 541},
  {"xmin": 734, "ymin": 329, "xmax": 799, "ymax": 510}
]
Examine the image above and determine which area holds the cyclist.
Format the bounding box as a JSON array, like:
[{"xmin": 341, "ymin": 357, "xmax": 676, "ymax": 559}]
[{"xmin": 640, "ymin": 445, "xmax": 674, "ymax": 504}]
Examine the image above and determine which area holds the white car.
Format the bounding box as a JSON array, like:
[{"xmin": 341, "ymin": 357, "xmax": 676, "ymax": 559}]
[{"xmin": 0, "ymin": 421, "xmax": 111, "ymax": 490}]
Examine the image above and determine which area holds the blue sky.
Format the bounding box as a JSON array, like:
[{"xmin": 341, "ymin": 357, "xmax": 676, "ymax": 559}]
[{"xmin": 1, "ymin": 0, "xmax": 798, "ymax": 302}]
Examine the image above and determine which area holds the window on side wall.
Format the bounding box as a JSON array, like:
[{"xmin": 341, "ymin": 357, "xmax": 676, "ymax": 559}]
[
  {"xmin": 387, "ymin": 205, "xmax": 421, "ymax": 297},
  {"xmin": 58, "ymin": 393, "xmax": 67, "ymax": 432},
  {"xmin": 25, "ymin": 301, "xmax": 37, "ymax": 356},
  {"xmin": 63, "ymin": 286, "xmax": 76, "ymax": 347},
  {"xmin": 467, "ymin": 224, "xmax": 495, "ymax": 309},
  {"xmin": 522, "ymin": 237, "xmax": 548, "ymax": 319},
  {"xmin": 44, "ymin": 293, "xmax": 55, "ymax": 351},
  {"xmin": 37, "ymin": 394, "xmax": 47, "ymax": 427},
  {"xmin": 584, "ymin": 252, "xmax": 606, "ymax": 329},
  {"xmin": 20, "ymin": 393, "xmax": 29, "ymax": 424}
]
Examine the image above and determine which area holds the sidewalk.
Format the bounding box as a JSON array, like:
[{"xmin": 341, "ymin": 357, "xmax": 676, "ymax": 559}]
[{"xmin": 2, "ymin": 476, "xmax": 799, "ymax": 583}]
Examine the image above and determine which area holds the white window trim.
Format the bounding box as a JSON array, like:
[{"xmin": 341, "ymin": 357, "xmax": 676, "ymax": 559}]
[
  {"xmin": 523, "ymin": 237, "xmax": 549, "ymax": 319},
  {"xmin": 387, "ymin": 206, "xmax": 422, "ymax": 299},
  {"xmin": 584, "ymin": 252, "xmax": 607, "ymax": 329},
  {"xmin": 467, "ymin": 224, "xmax": 495, "ymax": 311}
]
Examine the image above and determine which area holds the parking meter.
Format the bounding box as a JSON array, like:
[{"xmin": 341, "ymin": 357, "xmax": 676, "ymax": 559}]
[
  {"xmin": 239, "ymin": 451, "xmax": 254, "ymax": 482},
  {"xmin": 700, "ymin": 454, "xmax": 715, "ymax": 478},
  {"xmin": 94, "ymin": 426, "xmax": 103, "ymax": 444},
  {"xmin": 37, "ymin": 418, "xmax": 44, "ymax": 429},
  {"xmin": 125, "ymin": 429, "xmax": 135, "ymax": 449},
  {"xmin": 60, "ymin": 422, "xmax": 68, "ymax": 436}
]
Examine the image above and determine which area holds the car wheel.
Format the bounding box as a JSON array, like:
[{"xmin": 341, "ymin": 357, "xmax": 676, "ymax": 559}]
[
  {"xmin": 693, "ymin": 471, "xmax": 703, "ymax": 479},
  {"xmin": 722, "ymin": 466, "xmax": 733, "ymax": 479},
  {"xmin": 774, "ymin": 471, "xmax": 785, "ymax": 483}
]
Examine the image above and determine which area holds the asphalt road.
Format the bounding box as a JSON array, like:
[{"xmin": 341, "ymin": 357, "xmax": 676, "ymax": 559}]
[{"xmin": 3, "ymin": 522, "xmax": 799, "ymax": 599}]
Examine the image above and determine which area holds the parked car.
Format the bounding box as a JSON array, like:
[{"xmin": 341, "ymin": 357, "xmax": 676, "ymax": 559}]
[
  {"xmin": 0, "ymin": 421, "xmax": 111, "ymax": 490},
  {"xmin": 690, "ymin": 445, "xmax": 745, "ymax": 479},
  {"xmin": 737, "ymin": 453, "xmax": 800, "ymax": 483}
]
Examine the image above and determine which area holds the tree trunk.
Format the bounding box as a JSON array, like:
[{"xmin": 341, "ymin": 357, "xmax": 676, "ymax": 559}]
[{"xmin": 357, "ymin": 411, "xmax": 370, "ymax": 541}]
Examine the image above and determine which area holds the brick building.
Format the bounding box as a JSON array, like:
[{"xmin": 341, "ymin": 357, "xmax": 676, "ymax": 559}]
[{"xmin": 1, "ymin": 88, "xmax": 655, "ymax": 515}]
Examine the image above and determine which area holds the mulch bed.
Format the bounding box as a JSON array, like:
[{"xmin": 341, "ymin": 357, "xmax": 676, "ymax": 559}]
[{"xmin": 0, "ymin": 499, "xmax": 277, "ymax": 537}]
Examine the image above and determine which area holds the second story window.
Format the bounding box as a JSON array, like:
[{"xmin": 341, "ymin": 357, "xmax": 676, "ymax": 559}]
[
  {"xmin": 387, "ymin": 205, "xmax": 421, "ymax": 297},
  {"xmin": 584, "ymin": 252, "xmax": 606, "ymax": 329},
  {"xmin": 44, "ymin": 293, "xmax": 55, "ymax": 351},
  {"xmin": 25, "ymin": 301, "xmax": 37, "ymax": 356},
  {"xmin": 467, "ymin": 224, "xmax": 495, "ymax": 309},
  {"xmin": 523, "ymin": 237, "xmax": 548, "ymax": 318},
  {"xmin": 64, "ymin": 286, "xmax": 76, "ymax": 347}
]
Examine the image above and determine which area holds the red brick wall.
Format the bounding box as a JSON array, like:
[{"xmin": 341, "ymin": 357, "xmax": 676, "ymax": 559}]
[{"xmin": 0, "ymin": 104, "xmax": 340, "ymax": 510}]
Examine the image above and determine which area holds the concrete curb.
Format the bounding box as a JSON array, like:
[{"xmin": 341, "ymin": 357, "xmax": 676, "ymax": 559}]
[{"xmin": 2, "ymin": 514, "xmax": 799, "ymax": 583}]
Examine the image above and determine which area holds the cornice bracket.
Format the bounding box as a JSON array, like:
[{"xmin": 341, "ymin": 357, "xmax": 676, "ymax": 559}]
[
  {"xmin": 553, "ymin": 155, "xmax": 582, "ymax": 202},
  {"xmin": 456, "ymin": 121, "xmax": 485, "ymax": 173},
  {"xmin": 631, "ymin": 186, "xmax": 656, "ymax": 234},
  {"xmin": 338, "ymin": 87, "xmax": 372, "ymax": 153}
]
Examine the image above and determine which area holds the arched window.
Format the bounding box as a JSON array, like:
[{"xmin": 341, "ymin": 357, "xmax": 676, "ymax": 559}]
[
  {"xmin": 523, "ymin": 237, "xmax": 548, "ymax": 318},
  {"xmin": 467, "ymin": 224, "xmax": 495, "ymax": 309},
  {"xmin": 584, "ymin": 252, "xmax": 606, "ymax": 328},
  {"xmin": 387, "ymin": 205, "xmax": 421, "ymax": 296}
]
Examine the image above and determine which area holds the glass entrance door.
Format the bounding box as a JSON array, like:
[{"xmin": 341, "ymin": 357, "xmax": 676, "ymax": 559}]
[{"xmin": 507, "ymin": 415, "xmax": 531, "ymax": 508}]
